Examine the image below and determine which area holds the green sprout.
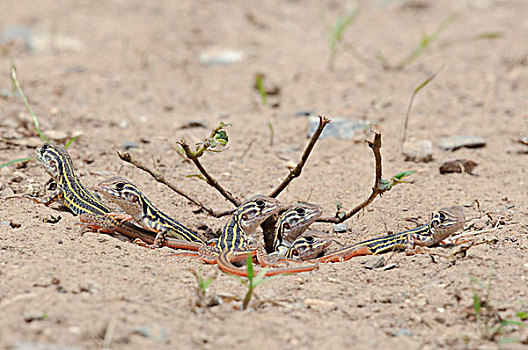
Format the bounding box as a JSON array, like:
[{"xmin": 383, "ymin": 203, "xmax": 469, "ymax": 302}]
[
  {"xmin": 10, "ymin": 64, "xmax": 49, "ymax": 142},
  {"xmin": 378, "ymin": 170, "xmax": 416, "ymax": 191},
  {"xmin": 233, "ymin": 255, "xmax": 279, "ymax": 310},
  {"xmin": 255, "ymin": 74, "xmax": 267, "ymax": 105},
  {"xmin": 1, "ymin": 65, "xmax": 77, "ymax": 169},
  {"xmin": 470, "ymin": 275, "xmax": 527, "ymax": 343},
  {"xmin": 324, "ymin": 5, "xmax": 359, "ymax": 71},
  {"xmin": 268, "ymin": 121, "xmax": 274, "ymax": 147},
  {"xmin": 402, "ymin": 66, "xmax": 443, "ymax": 144},
  {"xmin": 376, "ymin": 14, "xmax": 457, "ymax": 70}
]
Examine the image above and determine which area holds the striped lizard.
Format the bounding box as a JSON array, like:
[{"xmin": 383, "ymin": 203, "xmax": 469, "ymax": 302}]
[
  {"xmin": 96, "ymin": 176, "xmax": 206, "ymax": 247},
  {"xmin": 283, "ymin": 230, "xmax": 332, "ymax": 261},
  {"xmin": 315, "ymin": 206, "xmax": 465, "ymax": 263},
  {"xmin": 271, "ymin": 202, "xmax": 323, "ymax": 258},
  {"xmin": 30, "ymin": 143, "xmax": 200, "ymax": 250},
  {"xmin": 171, "ymin": 196, "xmax": 320, "ymax": 277}
]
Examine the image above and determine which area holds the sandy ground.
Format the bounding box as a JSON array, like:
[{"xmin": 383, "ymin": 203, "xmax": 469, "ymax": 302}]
[{"xmin": 1, "ymin": 0, "xmax": 527, "ymax": 349}]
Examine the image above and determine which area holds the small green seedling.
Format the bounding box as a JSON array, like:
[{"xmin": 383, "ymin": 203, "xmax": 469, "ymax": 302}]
[
  {"xmin": 470, "ymin": 275, "xmax": 527, "ymax": 343},
  {"xmin": 189, "ymin": 267, "xmax": 216, "ymax": 310},
  {"xmin": 10, "ymin": 64, "xmax": 49, "ymax": 142},
  {"xmin": 255, "ymin": 74, "xmax": 267, "ymax": 105},
  {"xmin": 268, "ymin": 121, "xmax": 274, "ymax": 147},
  {"xmin": 1, "ymin": 64, "xmax": 77, "ymax": 169},
  {"xmin": 376, "ymin": 14, "xmax": 457, "ymax": 70},
  {"xmin": 402, "ymin": 67, "xmax": 442, "ymax": 144},
  {"xmin": 324, "ymin": 5, "xmax": 359, "ymax": 71},
  {"xmin": 378, "ymin": 170, "xmax": 416, "ymax": 191},
  {"xmin": 191, "ymin": 267, "xmax": 215, "ymax": 297},
  {"xmin": 233, "ymin": 255, "xmax": 279, "ymax": 310}
]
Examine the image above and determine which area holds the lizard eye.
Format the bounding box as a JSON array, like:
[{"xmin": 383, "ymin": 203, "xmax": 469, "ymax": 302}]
[
  {"xmin": 291, "ymin": 249, "xmax": 300, "ymax": 257},
  {"xmin": 115, "ymin": 182, "xmax": 125, "ymax": 190},
  {"xmin": 295, "ymin": 207, "xmax": 305, "ymax": 215},
  {"xmin": 48, "ymin": 160, "xmax": 57, "ymax": 170},
  {"xmin": 304, "ymin": 235, "xmax": 314, "ymax": 243},
  {"xmin": 283, "ymin": 222, "xmax": 290, "ymax": 230},
  {"xmin": 40, "ymin": 145, "xmax": 49, "ymax": 154},
  {"xmin": 242, "ymin": 213, "xmax": 249, "ymax": 221},
  {"xmin": 255, "ymin": 200, "xmax": 265, "ymax": 208},
  {"xmin": 438, "ymin": 212, "xmax": 447, "ymax": 221}
]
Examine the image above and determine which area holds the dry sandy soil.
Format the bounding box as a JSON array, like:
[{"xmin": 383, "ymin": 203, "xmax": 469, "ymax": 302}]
[{"xmin": 1, "ymin": 0, "xmax": 527, "ymax": 349}]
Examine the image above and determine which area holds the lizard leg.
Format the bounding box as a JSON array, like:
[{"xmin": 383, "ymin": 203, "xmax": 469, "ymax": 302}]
[
  {"xmin": 405, "ymin": 233, "xmax": 434, "ymax": 255},
  {"xmin": 26, "ymin": 190, "xmax": 63, "ymax": 206}
]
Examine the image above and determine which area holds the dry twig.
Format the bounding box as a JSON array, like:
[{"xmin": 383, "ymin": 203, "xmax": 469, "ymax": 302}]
[
  {"xmin": 268, "ymin": 116, "xmax": 331, "ymax": 198},
  {"xmin": 116, "ymin": 149, "xmax": 233, "ymax": 217},
  {"xmin": 317, "ymin": 131, "xmax": 385, "ymax": 223},
  {"xmin": 178, "ymin": 139, "xmax": 240, "ymax": 206}
]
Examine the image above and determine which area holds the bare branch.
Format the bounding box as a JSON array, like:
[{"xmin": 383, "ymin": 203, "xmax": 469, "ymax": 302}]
[
  {"xmin": 116, "ymin": 149, "xmax": 233, "ymax": 218},
  {"xmin": 268, "ymin": 115, "xmax": 331, "ymax": 198},
  {"xmin": 317, "ymin": 132, "xmax": 386, "ymax": 223},
  {"xmin": 178, "ymin": 140, "xmax": 240, "ymax": 207}
]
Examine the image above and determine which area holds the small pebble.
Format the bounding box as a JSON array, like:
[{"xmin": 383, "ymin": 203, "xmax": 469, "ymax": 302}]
[
  {"xmin": 439, "ymin": 159, "xmax": 478, "ymax": 174},
  {"xmin": 131, "ymin": 324, "xmax": 167, "ymax": 341},
  {"xmin": 439, "ymin": 135, "xmax": 486, "ymax": 151},
  {"xmin": 198, "ymin": 48, "xmax": 244, "ymax": 65},
  {"xmin": 402, "ymin": 139, "xmax": 433, "ymax": 162},
  {"xmin": 121, "ymin": 141, "xmax": 139, "ymax": 150},
  {"xmin": 294, "ymin": 110, "xmax": 314, "ymax": 117},
  {"xmin": 179, "ymin": 120, "xmax": 207, "ymax": 129},
  {"xmin": 382, "ymin": 263, "xmax": 398, "ymax": 271},
  {"xmin": 23, "ymin": 311, "xmax": 47, "ymax": 323},
  {"xmin": 1, "ymin": 186, "xmax": 15, "ymax": 197},
  {"xmin": 308, "ymin": 116, "xmax": 371, "ymax": 140},
  {"xmin": 364, "ymin": 255, "xmax": 385, "ymax": 269},
  {"xmin": 333, "ymin": 223, "xmax": 347, "ymax": 233},
  {"xmin": 304, "ymin": 298, "xmax": 337, "ymax": 312},
  {"xmin": 10, "ymin": 171, "xmax": 26, "ymax": 183},
  {"xmin": 392, "ymin": 328, "xmax": 413, "ymax": 337},
  {"xmin": 11, "ymin": 342, "xmax": 83, "ymax": 350}
]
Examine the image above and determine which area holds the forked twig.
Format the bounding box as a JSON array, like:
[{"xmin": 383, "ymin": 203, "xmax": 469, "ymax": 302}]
[
  {"xmin": 116, "ymin": 149, "xmax": 233, "ymax": 218},
  {"xmin": 268, "ymin": 115, "xmax": 331, "ymax": 198},
  {"xmin": 317, "ymin": 132, "xmax": 385, "ymax": 223},
  {"xmin": 178, "ymin": 139, "xmax": 240, "ymax": 207}
]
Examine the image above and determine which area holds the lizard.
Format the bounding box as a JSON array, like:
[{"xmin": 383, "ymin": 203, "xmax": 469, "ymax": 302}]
[
  {"xmin": 30, "ymin": 143, "xmax": 200, "ymax": 250},
  {"xmin": 96, "ymin": 176, "xmax": 206, "ymax": 247},
  {"xmin": 170, "ymin": 196, "xmax": 320, "ymax": 277},
  {"xmin": 315, "ymin": 205, "xmax": 465, "ymax": 263}
]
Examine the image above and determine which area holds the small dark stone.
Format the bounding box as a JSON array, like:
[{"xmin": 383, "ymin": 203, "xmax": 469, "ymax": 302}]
[
  {"xmin": 122, "ymin": 141, "xmax": 139, "ymax": 150},
  {"xmin": 294, "ymin": 110, "xmax": 314, "ymax": 117},
  {"xmin": 439, "ymin": 159, "xmax": 478, "ymax": 175}
]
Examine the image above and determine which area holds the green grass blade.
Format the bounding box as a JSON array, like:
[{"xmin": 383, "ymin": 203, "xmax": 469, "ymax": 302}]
[
  {"xmin": 0, "ymin": 157, "xmax": 35, "ymax": 169},
  {"xmin": 255, "ymin": 75, "xmax": 267, "ymax": 105},
  {"xmin": 398, "ymin": 13, "xmax": 458, "ymax": 69},
  {"xmin": 64, "ymin": 136, "xmax": 78, "ymax": 149},
  {"xmin": 10, "ymin": 64, "xmax": 49, "ymax": 142},
  {"xmin": 246, "ymin": 254, "xmax": 254, "ymax": 281}
]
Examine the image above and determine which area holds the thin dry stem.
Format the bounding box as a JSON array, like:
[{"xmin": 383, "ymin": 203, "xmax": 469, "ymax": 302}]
[
  {"xmin": 317, "ymin": 132, "xmax": 385, "ymax": 223},
  {"xmin": 268, "ymin": 115, "xmax": 331, "ymax": 198},
  {"xmin": 178, "ymin": 140, "xmax": 240, "ymax": 207},
  {"xmin": 116, "ymin": 149, "xmax": 233, "ymax": 218}
]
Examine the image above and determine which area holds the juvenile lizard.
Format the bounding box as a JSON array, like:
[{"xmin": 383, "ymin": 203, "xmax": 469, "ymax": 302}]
[{"xmin": 316, "ymin": 206, "xmax": 465, "ymax": 263}]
